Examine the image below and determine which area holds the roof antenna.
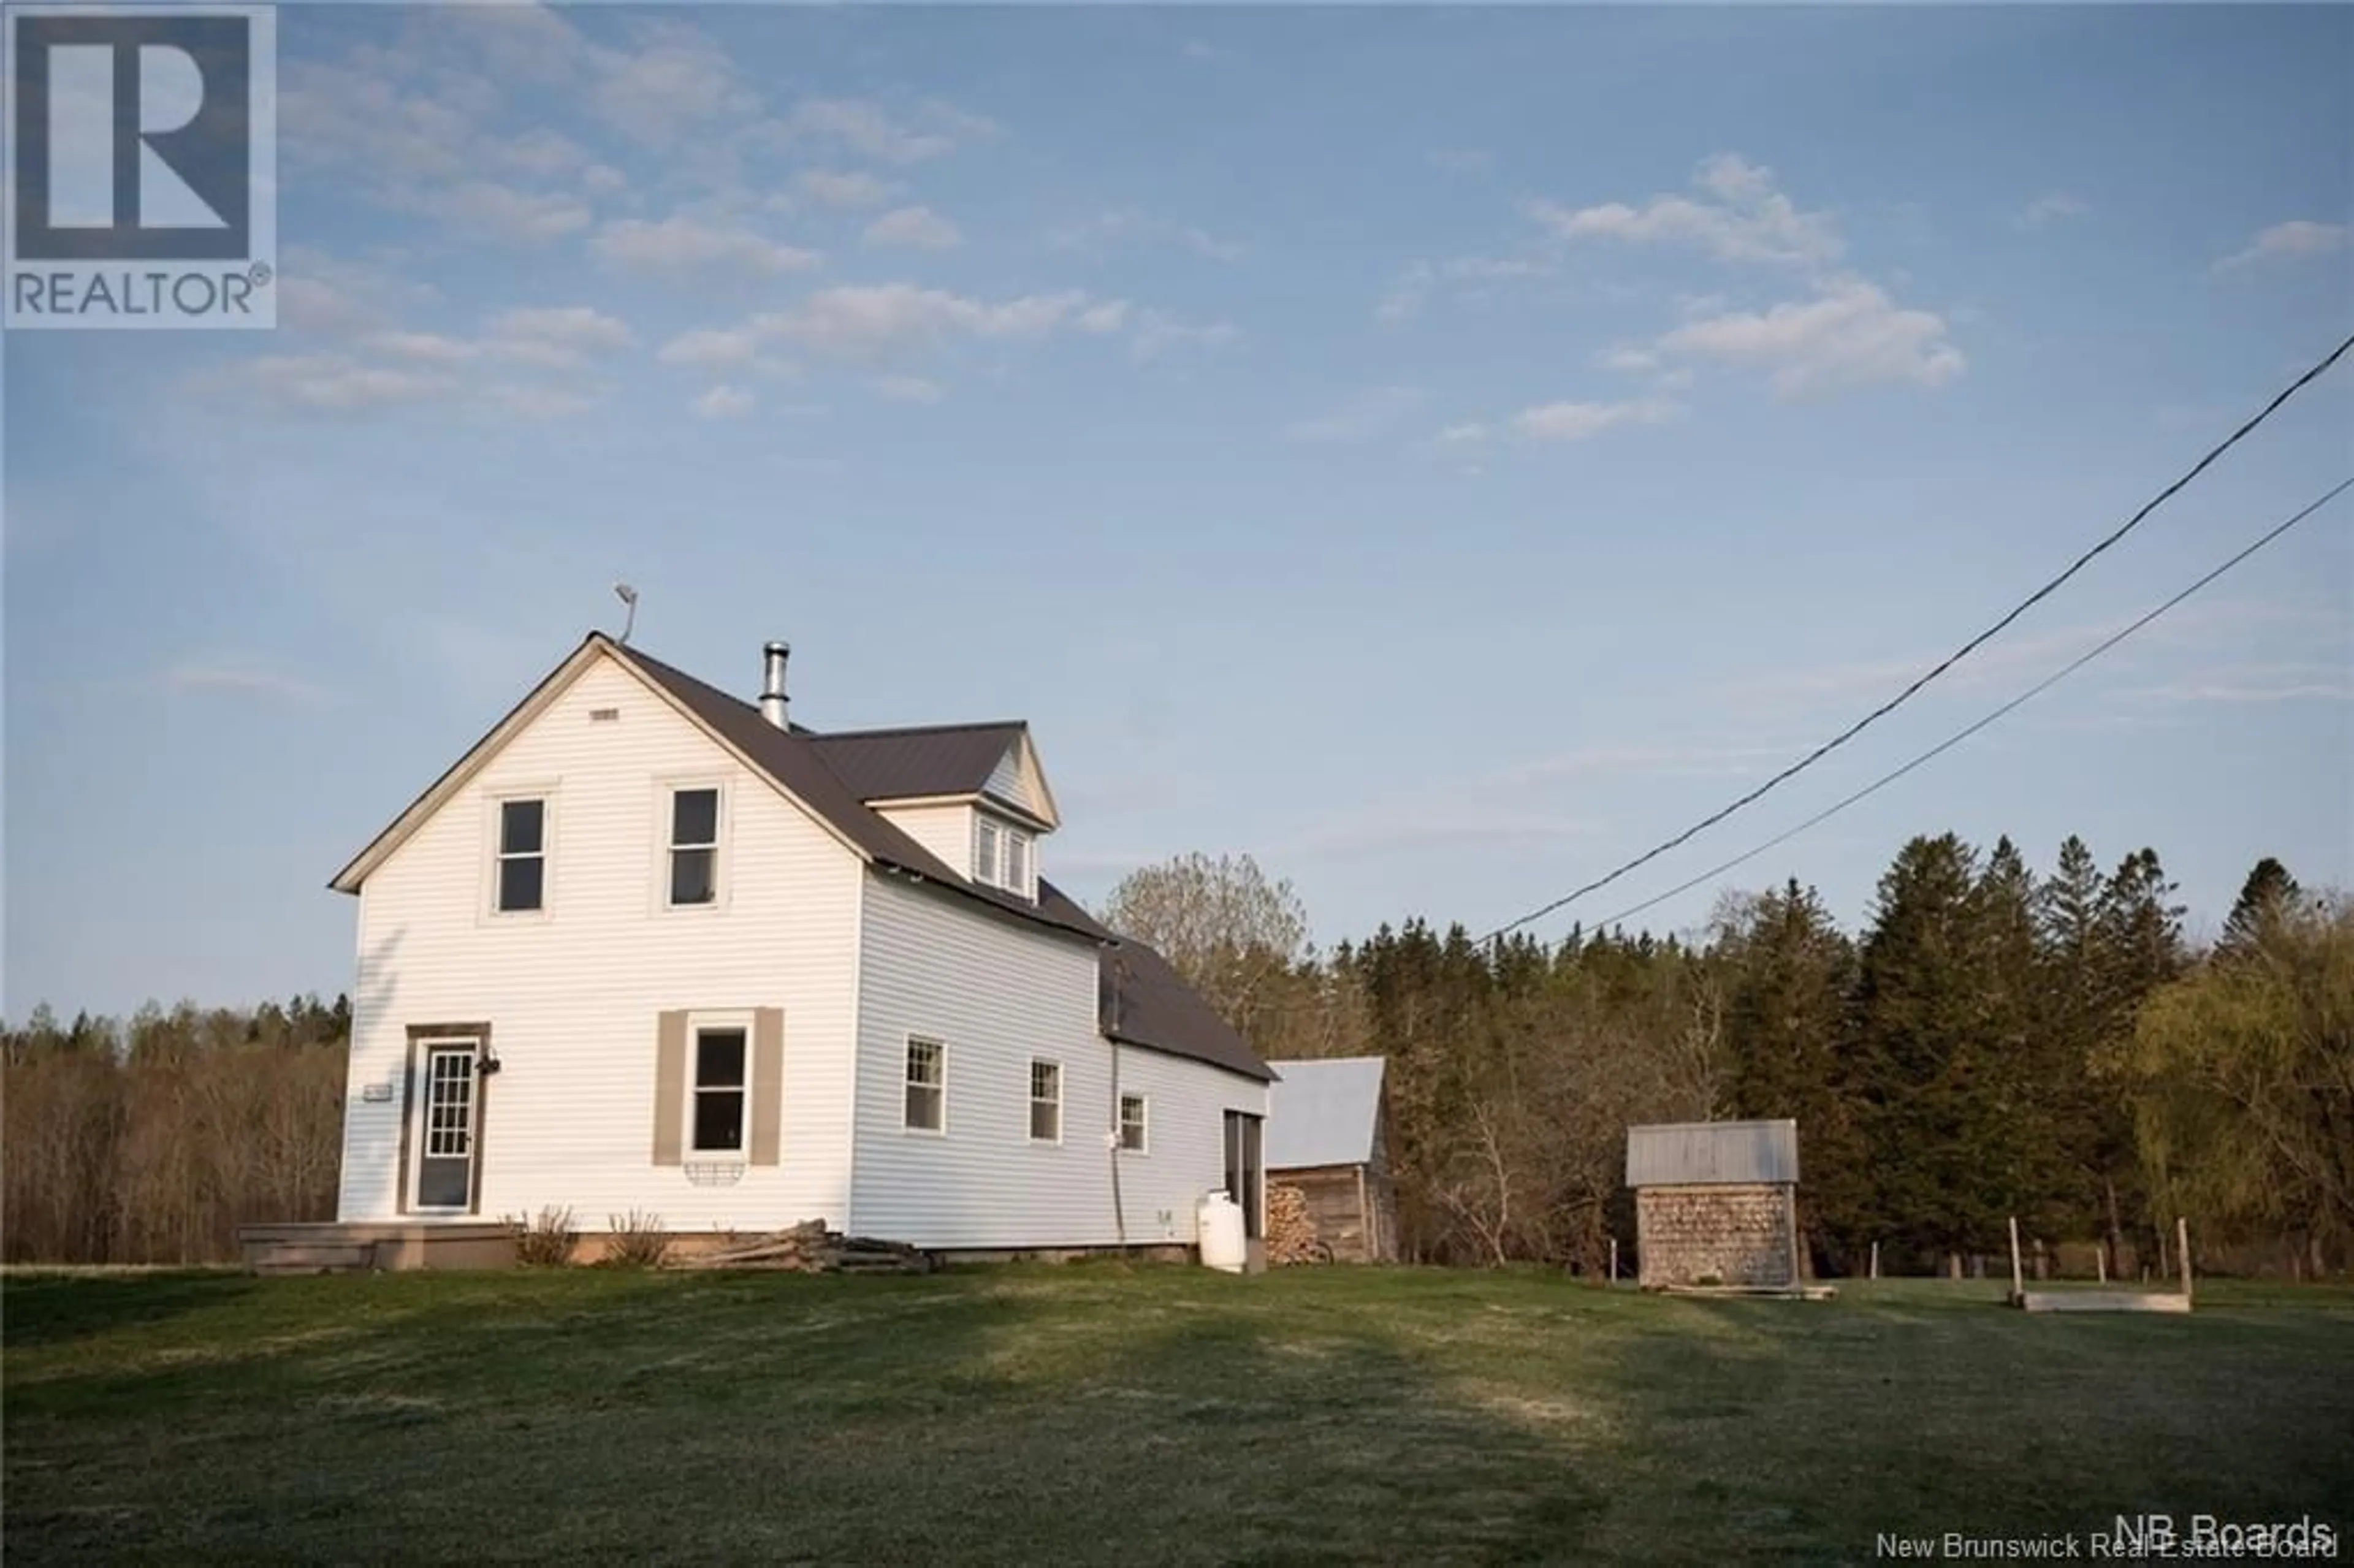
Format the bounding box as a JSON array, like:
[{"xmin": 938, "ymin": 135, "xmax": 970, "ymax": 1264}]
[{"xmin": 612, "ymin": 582, "xmax": 639, "ymax": 644}]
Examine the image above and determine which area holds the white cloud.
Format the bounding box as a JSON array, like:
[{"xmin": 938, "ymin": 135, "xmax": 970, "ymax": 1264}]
[
  {"xmin": 1512, "ymin": 396, "xmax": 1678, "ymax": 443},
  {"xmin": 2016, "ymin": 192, "xmax": 2089, "ymax": 230},
  {"xmin": 756, "ymin": 284, "xmax": 1125, "ymax": 361},
  {"xmin": 164, "ymin": 658, "xmax": 324, "ymax": 703},
  {"xmin": 276, "ymin": 247, "xmax": 443, "ymax": 336},
  {"xmin": 588, "ymin": 21, "xmax": 758, "ymax": 145},
  {"xmin": 1287, "ymin": 386, "xmax": 1426, "ymax": 444},
  {"xmin": 798, "ymin": 169, "xmax": 898, "ymax": 210},
  {"xmin": 873, "ymin": 375, "xmax": 945, "ymax": 403},
  {"xmin": 592, "ymin": 214, "xmax": 821, "ymax": 276},
  {"xmin": 1130, "ymin": 310, "xmax": 1240, "ymax": 361},
  {"xmin": 411, "ymin": 180, "xmax": 593, "ymax": 243},
  {"xmin": 1655, "ymin": 276, "xmax": 1964, "ymax": 397},
  {"xmin": 862, "ymin": 205, "xmax": 964, "ymax": 251},
  {"xmin": 206, "ymin": 354, "xmax": 457, "ymax": 414},
  {"xmin": 786, "ymin": 97, "xmax": 996, "ymax": 164},
  {"xmin": 2214, "ymin": 219, "xmax": 2347, "ymax": 274},
  {"xmin": 363, "ymin": 330, "xmax": 480, "ymax": 365},
  {"xmin": 1527, "ymin": 153, "xmax": 1843, "ymax": 269},
  {"xmin": 1048, "ymin": 209, "xmax": 1244, "ymax": 263},
  {"xmin": 693, "ymin": 384, "xmax": 755, "ymax": 419},
  {"xmin": 2131, "ymin": 661, "xmax": 2354, "ymax": 705},
  {"xmin": 658, "ymin": 327, "xmax": 766, "ymax": 370},
  {"xmin": 484, "ymin": 305, "xmax": 634, "ymax": 367}
]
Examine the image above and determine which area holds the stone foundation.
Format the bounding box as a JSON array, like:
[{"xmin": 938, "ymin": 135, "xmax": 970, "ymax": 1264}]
[{"xmin": 1635, "ymin": 1182, "xmax": 1796, "ymax": 1288}]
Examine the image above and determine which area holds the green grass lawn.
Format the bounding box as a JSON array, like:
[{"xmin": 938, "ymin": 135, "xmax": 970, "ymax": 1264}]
[{"xmin": 6, "ymin": 1266, "xmax": 2350, "ymax": 1566}]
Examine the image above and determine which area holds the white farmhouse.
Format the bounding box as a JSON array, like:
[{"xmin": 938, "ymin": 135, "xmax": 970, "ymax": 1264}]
[{"xmin": 274, "ymin": 633, "xmax": 1272, "ymax": 1269}]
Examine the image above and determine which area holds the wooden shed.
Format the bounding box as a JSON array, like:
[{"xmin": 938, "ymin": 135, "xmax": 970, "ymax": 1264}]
[
  {"xmin": 1265, "ymin": 1057, "xmax": 1398, "ymax": 1263},
  {"xmin": 1626, "ymin": 1119, "xmax": 1800, "ymax": 1290}
]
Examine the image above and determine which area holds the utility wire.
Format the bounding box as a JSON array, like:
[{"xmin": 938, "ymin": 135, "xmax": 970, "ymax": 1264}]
[
  {"xmin": 1480, "ymin": 330, "xmax": 2354, "ymax": 943},
  {"xmin": 1567, "ymin": 474, "xmax": 2353, "ymax": 939}
]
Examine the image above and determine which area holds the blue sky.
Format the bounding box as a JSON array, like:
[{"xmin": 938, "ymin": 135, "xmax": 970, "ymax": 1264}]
[{"xmin": 7, "ymin": 3, "xmax": 2351, "ymax": 1018}]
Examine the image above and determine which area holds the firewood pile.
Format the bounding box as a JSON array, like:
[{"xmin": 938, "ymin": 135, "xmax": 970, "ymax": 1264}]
[
  {"xmin": 1267, "ymin": 1182, "xmax": 1327, "ymax": 1266},
  {"xmin": 672, "ymin": 1218, "xmax": 935, "ymax": 1275}
]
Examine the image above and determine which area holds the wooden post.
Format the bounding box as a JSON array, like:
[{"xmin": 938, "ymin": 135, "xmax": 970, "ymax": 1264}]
[
  {"xmin": 2008, "ymin": 1216, "xmax": 2024, "ymax": 1301},
  {"xmin": 2176, "ymin": 1216, "xmax": 2193, "ymax": 1304},
  {"xmin": 2097, "ymin": 1246, "xmax": 2108, "ymax": 1284},
  {"xmin": 1869, "ymin": 1240, "xmax": 1880, "ymax": 1281},
  {"xmin": 1609, "ymin": 1235, "xmax": 1618, "ymax": 1285}
]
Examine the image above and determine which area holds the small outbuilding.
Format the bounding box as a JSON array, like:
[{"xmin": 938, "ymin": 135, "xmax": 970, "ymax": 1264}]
[
  {"xmin": 1265, "ymin": 1057, "xmax": 1399, "ymax": 1263},
  {"xmin": 1625, "ymin": 1119, "xmax": 1801, "ymax": 1290}
]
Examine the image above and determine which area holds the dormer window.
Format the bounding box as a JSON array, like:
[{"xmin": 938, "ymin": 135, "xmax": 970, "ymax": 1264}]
[
  {"xmin": 972, "ymin": 815, "xmax": 1034, "ymax": 899},
  {"xmin": 975, "ymin": 818, "xmax": 1002, "ymax": 886}
]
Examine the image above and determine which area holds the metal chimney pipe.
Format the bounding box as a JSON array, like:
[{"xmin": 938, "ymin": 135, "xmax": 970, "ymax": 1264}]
[{"xmin": 760, "ymin": 641, "xmax": 791, "ymax": 729}]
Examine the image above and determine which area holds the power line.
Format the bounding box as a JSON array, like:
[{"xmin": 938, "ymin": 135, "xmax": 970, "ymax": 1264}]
[
  {"xmin": 1574, "ymin": 474, "xmax": 2353, "ymax": 939},
  {"xmin": 1479, "ymin": 330, "xmax": 2354, "ymax": 943}
]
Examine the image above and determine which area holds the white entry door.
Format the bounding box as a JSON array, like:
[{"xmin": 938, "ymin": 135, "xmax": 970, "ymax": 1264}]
[{"xmin": 414, "ymin": 1041, "xmax": 480, "ymax": 1211}]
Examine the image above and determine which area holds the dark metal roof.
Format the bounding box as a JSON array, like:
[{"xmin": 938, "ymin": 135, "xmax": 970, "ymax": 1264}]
[
  {"xmin": 615, "ymin": 641, "xmax": 1102, "ymax": 942},
  {"xmin": 1036, "ymin": 883, "xmax": 1276, "ymax": 1083},
  {"xmin": 805, "ymin": 723, "xmax": 1029, "ymax": 805}
]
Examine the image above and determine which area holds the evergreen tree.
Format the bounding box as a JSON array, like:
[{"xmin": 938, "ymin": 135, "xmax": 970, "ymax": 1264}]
[
  {"xmin": 1853, "ymin": 834, "xmax": 2000, "ymax": 1267},
  {"xmin": 2034, "ymin": 835, "xmax": 2120, "ymax": 1241},
  {"xmin": 2220, "ymin": 857, "xmax": 2303, "ymax": 957},
  {"xmin": 1718, "ymin": 878, "xmax": 1867, "ymax": 1269}
]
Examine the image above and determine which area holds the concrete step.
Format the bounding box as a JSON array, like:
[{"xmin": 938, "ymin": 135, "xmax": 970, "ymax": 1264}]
[{"xmin": 248, "ymin": 1243, "xmax": 374, "ymax": 1274}]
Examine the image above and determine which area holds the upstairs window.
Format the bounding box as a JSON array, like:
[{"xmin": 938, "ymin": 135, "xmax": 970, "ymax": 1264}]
[
  {"xmin": 495, "ymin": 799, "xmax": 545, "ymax": 913},
  {"xmin": 691, "ymin": 1027, "xmax": 747, "ymax": 1154},
  {"xmin": 1029, "ymin": 1059, "xmax": 1062, "ymax": 1143},
  {"xmin": 669, "ymin": 788, "xmax": 719, "ymax": 907},
  {"xmin": 904, "ymin": 1038, "xmax": 945, "ymax": 1132},
  {"xmin": 974, "ymin": 817, "xmax": 1001, "ymax": 886},
  {"xmin": 972, "ymin": 815, "xmax": 1034, "ymax": 898},
  {"xmin": 1119, "ymin": 1094, "xmax": 1148, "ymax": 1153}
]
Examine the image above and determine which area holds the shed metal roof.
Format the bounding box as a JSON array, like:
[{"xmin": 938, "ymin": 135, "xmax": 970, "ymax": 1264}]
[
  {"xmin": 1625, "ymin": 1119, "xmax": 1799, "ymax": 1188},
  {"xmin": 1265, "ymin": 1057, "xmax": 1387, "ymax": 1170}
]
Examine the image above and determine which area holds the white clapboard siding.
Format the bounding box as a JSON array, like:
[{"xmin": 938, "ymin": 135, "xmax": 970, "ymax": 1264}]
[
  {"xmin": 338, "ymin": 653, "xmax": 864, "ymax": 1232},
  {"xmin": 1105, "ymin": 1041, "xmax": 1271, "ymax": 1246},
  {"xmin": 872, "ymin": 802, "xmax": 974, "ymax": 880},
  {"xmin": 850, "ymin": 871, "xmax": 1267, "ymax": 1248}
]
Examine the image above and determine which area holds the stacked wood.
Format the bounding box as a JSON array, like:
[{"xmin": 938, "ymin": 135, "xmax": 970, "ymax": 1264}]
[
  {"xmin": 672, "ymin": 1219, "xmax": 934, "ymax": 1275},
  {"xmin": 1266, "ymin": 1182, "xmax": 1328, "ymax": 1266}
]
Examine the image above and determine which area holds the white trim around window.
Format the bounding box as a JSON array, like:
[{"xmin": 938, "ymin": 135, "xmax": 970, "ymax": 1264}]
[
  {"xmin": 904, "ymin": 1036, "xmax": 947, "ymax": 1135},
  {"xmin": 685, "ymin": 1013, "xmax": 754, "ymax": 1157},
  {"xmin": 972, "ymin": 812, "xmax": 1036, "ymax": 901},
  {"xmin": 1028, "ymin": 1057, "xmax": 1062, "ymax": 1144},
  {"xmin": 1119, "ymin": 1092, "xmax": 1148, "ymax": 1155},
  {"xmin": 484, "ymin": 787, "xmax": 556, "ymax": 923},
  {"xmin": 657, "ymin": 777, "xmax": 729, "ymax": 913}
]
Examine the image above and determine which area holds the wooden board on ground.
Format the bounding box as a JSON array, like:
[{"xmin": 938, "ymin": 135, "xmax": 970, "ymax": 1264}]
[
  {"xmin": 674, "ymin": 1219, "xmax": 933, "ymax": 1276},
  {"xmin": 1655, "ymin": 1283, "xmax": 1838, "ymax": 1301},
  {"xmin": 2013, "ymin": 1290, "xmax": 2191, "ymax": 1314}
]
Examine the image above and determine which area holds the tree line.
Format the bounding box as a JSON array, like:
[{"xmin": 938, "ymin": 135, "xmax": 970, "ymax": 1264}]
[
  {"xmin": 2, "ymin": 840, "xmax": 2342, "ymax": 1276},
  {"xmin": 2, "ymin": 995, "xmax": 348, "ymax": 1264},
  {"xmin": 1102, "ymin": 843, "xmax": 2350, "ymax": 1279}
]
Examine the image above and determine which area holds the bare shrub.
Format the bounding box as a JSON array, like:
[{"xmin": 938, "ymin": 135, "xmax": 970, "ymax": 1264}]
[
  {"xmin": 601, "ymin": 1209, "xmax": 671, "ymax": 1269},
  {"xmin": 509, "ymin": 1205, "xmax": 580, "ymax": 1268}
]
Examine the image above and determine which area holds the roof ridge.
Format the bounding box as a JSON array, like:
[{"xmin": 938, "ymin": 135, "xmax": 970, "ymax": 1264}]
[{"xmin": 809, "ymin": 719, "xmax": 1028, "ymax": 741}]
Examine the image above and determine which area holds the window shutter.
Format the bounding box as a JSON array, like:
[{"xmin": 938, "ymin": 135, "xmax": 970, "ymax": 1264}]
[
  {"xmin": 652, "ymin": 1010, "xmax": 687, "ymax": 1165},
  {"xmin": 750, "ymin": 1007, "xmax": 785, "ymax": 1166}
]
